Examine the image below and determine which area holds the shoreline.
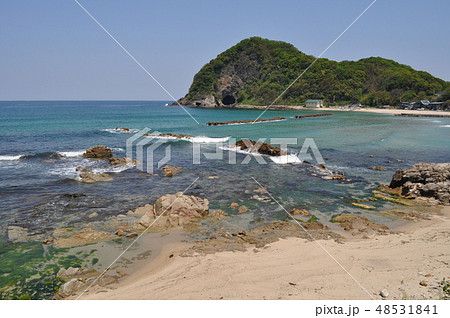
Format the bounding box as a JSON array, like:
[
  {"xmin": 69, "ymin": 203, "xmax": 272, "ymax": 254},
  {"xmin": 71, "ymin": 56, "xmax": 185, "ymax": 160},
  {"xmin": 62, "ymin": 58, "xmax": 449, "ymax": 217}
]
[
  {"xmin": 181, "ymin": 104, "xmax": 450, "ymax": 117},
  {"xmin": 77, "ymin": 206, "xmax": 450, "ymax": 300}
]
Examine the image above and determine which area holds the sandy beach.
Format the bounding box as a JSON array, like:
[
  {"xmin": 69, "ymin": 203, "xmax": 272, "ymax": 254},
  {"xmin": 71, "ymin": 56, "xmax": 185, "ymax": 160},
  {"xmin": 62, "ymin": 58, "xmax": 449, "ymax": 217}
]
[
  {"xmin": 78, "ymin": 206, "xmax": 450, "ymax": 300},
  {"xmin": 185, "ymin": 104, "xmax": 450, "ymax": 117}
]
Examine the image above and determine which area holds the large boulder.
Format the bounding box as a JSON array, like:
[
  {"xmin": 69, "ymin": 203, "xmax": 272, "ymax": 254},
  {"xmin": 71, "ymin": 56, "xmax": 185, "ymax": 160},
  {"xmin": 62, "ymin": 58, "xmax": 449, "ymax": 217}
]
[
  {"xmin": 83, "ymin": 146, "xmax": 113, "ymax": 159},
  {"xmin": 137, "ymin": 192, "xmax": 209, "ymax": 228},
  {"xmin": 235, "ymin": 139, "xmax": 288, "ymax": 156},
  {"xmin": 388, "ymin": 162, "xmax": 450, "ymax": 205},
  {"xmin": 154, "ymin": 192, "xmax": 209, "ymax": 218}
]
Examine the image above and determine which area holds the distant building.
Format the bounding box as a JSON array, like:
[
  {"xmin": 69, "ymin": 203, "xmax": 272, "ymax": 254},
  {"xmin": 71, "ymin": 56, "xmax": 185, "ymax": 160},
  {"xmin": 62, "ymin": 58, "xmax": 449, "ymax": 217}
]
[{"xmin": 305, "ymin": 99, "xmax": 323, "ymax": 108}]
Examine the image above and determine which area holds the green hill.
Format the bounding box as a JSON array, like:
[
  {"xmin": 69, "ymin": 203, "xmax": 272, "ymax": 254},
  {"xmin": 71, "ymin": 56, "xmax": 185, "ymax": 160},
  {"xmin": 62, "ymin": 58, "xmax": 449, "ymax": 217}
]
[{"xmin": 177, "ymin": 37, "xmax": 449, "ymax": 107}]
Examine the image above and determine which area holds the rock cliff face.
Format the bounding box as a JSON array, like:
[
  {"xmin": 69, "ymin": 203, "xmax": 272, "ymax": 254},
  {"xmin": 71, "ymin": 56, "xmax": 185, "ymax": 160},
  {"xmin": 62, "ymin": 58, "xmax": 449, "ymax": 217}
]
[
  {"xmin": 176, "ymin": 37, "xmax": 447, "ymax": 108},
  {"xmin": 389, "ymin": 162, "xmax": 450, "ymax": 205}
]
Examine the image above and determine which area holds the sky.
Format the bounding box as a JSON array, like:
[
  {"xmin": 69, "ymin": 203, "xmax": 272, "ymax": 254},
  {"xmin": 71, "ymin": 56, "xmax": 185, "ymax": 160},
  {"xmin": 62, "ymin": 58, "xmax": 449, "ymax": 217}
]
[{"xmin": 0, "ymin": 0, "xmax": 449, "ymax": 101}]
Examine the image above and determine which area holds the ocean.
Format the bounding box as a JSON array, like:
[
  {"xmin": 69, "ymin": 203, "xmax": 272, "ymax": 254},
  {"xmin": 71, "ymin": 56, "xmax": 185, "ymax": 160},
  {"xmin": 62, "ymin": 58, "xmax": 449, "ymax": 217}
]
[{"xmin": 0, "ymin": 100, "xmax": 449, "ymax": 298}]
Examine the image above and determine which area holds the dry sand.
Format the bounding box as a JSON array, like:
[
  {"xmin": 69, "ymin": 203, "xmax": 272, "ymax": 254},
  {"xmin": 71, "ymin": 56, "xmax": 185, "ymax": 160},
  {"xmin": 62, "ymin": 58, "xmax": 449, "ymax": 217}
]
[{"xmin": 78, "ymin": 207, "xmax": 450, "ymax": 300}]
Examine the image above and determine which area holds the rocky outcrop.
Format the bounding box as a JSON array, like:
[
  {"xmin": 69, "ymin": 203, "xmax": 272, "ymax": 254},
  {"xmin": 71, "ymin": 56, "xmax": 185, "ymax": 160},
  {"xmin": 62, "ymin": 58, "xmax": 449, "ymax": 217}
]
[
  {"xmin": 79, "ymin": 172, "xmax": 113, "ymax": 183},
  {"xmin": 7, "ymin": 225, "xmax": 28, "ymax": 242},
  {"xmin": 388, "ymin": 162, "xmax": 450, "ymax": 205},
  {"xmin": 144, "ymin": 132, "xmax": 194, "ymax": 139},
  {"xmin": 53, "ymin": 228, "xmax": 115, "ymax": 248},
  {"xmin": 108, "ymin": 157, "xmax": 138, "ymax": 166},
  {"xmin": 137, "ymin": 192, "xmax": 209, "ymax": 228},
  {"xmin": 332, "ymin": 213, "xmax": 390, "ymax": 237},
  {"xmin": 161, "ymin": 165, "xmax": 182, "ymax": 177},
  {"xmin": 83, "ymin": 146, "xmax": 113, "ymax": 159},
  {"xmin": 206, "ymin": 117, "xmax": 285, "ymax": 126},
  {"xmin": 234, "ymin": 139, "xmax": 288, "ymax": 156}
]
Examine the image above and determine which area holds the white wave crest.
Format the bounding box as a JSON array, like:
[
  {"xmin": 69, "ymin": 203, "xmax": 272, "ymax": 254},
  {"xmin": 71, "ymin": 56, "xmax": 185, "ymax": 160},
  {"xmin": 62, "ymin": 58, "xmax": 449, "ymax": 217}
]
[
  {"xmin": 220, "ymin": 146, "xmax": 301, "ymax": 164},
  {"xmin": 111, "ymin": 147, "xmax": 125, "ymax": 152},
  {"xmin": 147, "ymin": 135, "xmax": 231, "ymax": 143},
  {"xmin": 92, "ymin": 165, "xmax": 134, "ymax": 174},
  {"xmin": 0, "ymin": 155, "xmax": 24, "ymax": 161},
  {"xmin": 439, "ymin": 125, "xmax": 450, "ymax": 128},
  {"xmin": 101, "ymin": 128, "xmax": 139, "ymax": 134},
  {"xmin": 269, "ymin": 154, "xmax": 302, "ymax": 164},
  {"xmin": 58, "ymin": 150, "xmax": 85, "ymax": 158}
]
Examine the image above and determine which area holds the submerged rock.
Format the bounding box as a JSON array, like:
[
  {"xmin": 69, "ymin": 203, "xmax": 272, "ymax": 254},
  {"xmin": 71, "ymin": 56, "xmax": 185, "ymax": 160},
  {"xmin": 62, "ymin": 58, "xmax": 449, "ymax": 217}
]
[
  {"xmin": 7, "ymin": 225, "xmax": 28, "ymax": 242},
  {"xmin": 79, "ymin": 172, "xmax": 113, "ymax": 183},
  {"xmin": 388, "ymin": 162, "xmax": 450, "ymax": 205},
  {"xmin": 53, "ymin": 228, "xmax": 114, "ymax": 248},
  {"xmin": 83, "ymin": 146, "xmax": 113, "ymax": 159},
  {"xmin": 332, "ymin": 213, "xmax": 389, "ymax": 236}
]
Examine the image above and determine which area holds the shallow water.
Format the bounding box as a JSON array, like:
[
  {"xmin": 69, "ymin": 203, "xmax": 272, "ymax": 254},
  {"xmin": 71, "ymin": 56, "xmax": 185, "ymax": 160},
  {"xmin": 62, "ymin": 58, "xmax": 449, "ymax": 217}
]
[{"xmin": 0, "ymin": 100, "xmax": 449, "ymax": 298}]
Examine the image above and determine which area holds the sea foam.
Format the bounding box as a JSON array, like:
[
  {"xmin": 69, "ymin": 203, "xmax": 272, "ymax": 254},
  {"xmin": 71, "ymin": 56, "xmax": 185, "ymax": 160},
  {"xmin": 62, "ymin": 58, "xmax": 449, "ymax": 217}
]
[{"xmin": 0, "ymin": 155, "xmax": 24, "ymax": 161}]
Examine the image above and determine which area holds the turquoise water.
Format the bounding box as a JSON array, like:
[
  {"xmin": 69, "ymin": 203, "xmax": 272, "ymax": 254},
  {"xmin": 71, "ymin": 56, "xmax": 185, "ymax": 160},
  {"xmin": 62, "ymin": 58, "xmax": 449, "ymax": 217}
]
[
  {"xmin": 1, "ymin": 100, "xmax": 449, "ymax": 231},
  {"xmin": 0, "ymin": 100, "xmax": 449, "ymax": 298}
]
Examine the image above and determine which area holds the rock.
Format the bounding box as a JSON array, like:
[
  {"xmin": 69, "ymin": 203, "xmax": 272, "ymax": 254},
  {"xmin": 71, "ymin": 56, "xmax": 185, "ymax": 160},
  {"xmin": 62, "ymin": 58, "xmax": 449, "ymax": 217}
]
[
  {"xmin": 209, "ymin": 209, "xmax": 227, "ymax": 221},
  {"xmin": 131, "ymin": 204, "xmax": 154, "ymax": 216},
  {"xmin": 371, "ymin": 166, "xmax": 387, "ymax": 171},
  {"xmin": 53, "ymin": 228, "xmax": 114, "ymax": 248},
  {"xmin": 126, "ymin": 232, "xmax": 138, "ymax": 238},
  {"xmin": 154, "ymin": 192, "xmax": 209, "ymax": 218},
  {"xmin": 83, "ymin": 146, "xmax": 113, "ymax": 159},
  {"xmin": 388, "ymin": 162, "xmax": 450, "ymax": 205},
  {"xmin": 144, "ymin": 132, "xmax": 194, "ymax": 139},
  {"xmin": 254, "ymin": 188, "xmax": 266, "ymax": 194},
  {"xmin": 79, "ymin": 172, "xmax": 113, "ymax": 183},
  {"xmin": 76, "ymin": 166, "xmax": 89, "ymax": 172},
  {"xmin": 58, "ymin": 278, "xmax": 86, "ymax": 297},
  {"xmin": 88, "ymin": 212, "xmax": 98, "ymax": 219},
  {"xmin": 138, "ymin": 214, "xmax": 154, "ymax": 228},
  {"xmin": 351, "ymin": 202, "xmax": 376, "ymax": 210},
  {"xmin": 380, "ymin": 289, "xmax": 389, "ymax": 298},
  {"xmin": 230, "ymin": 202, "xmax": 239, "ymax": 209},
  {"xmin": 317, "ymin": 164, "xmax": 327, "ymax": 170},
  {"xmin": 114, "ymin": 127, "xmax": 130, "ymax": 133},
  {"xmin": 108, "ymin": 157, "xmax": 139, "ymax": 166},
  {"xmin": 161, "ymin": 165, "xmax": 182, "ymax": 177},
  {"xmin": 42, "ymin": 238, "xmax": 53, "ymax": 244},
  {"xmin": 7, "ymin": 225, "xmax": 28, "ymax": 242},
  {"xmin": 332, "ymin": 213, "xmax": 389, "ymax": 236},
  {"xmin": 419, "ymin": 280, "xmax": 428, "ymax": 287},
  {"xmin": 208, "ymin": 176, "xmax": 219, "ymax": 179},
  {"xmin": 115, "ymin": 229, "xmax": 125, "ymax": 237},
  {"xmin": 57, "ymin": 267, "xmax": 81, "ymax": 279},
  {"xmin": 323, "ymin": 175, "xmax": 346, "ymax": 181},
  {"xmin": 238, "ymin": 206, "xmax": 248, "ymax": 213},
  {"xmin": 381, "ymin": 209, "xmax": 431, "ymax": 222},
  {"xmin": 290, "ymin": 208, "xmax": 310, "ymax": 216},
  {"xmin": 206, "ymin": 117, "xmax": 285, "ymax": 126},
  {"xmin": 234, "ymin": 139, "xmax": 288, "ymax": 156}
]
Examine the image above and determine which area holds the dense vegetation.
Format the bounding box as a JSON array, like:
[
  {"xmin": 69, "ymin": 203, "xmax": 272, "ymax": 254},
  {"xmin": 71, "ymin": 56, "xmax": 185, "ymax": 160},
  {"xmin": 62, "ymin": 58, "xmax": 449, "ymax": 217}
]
[{"xmin": 184, "ymin": 37, "xmax": 449, "ymax": 107}]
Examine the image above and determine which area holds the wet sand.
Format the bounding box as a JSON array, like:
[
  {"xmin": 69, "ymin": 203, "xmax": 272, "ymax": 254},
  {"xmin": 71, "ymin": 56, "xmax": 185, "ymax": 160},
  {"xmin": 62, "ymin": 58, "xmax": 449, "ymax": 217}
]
[{"xmin": 78, "ymin": 206, "xmax": 450, "ymax": 300}]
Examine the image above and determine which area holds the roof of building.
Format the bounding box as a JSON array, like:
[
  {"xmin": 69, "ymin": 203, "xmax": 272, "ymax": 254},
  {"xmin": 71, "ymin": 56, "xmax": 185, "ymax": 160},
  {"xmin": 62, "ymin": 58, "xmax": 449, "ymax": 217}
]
[{"xmin": 305, "ymin": 99, "xmax": 322, "ymax": 103}]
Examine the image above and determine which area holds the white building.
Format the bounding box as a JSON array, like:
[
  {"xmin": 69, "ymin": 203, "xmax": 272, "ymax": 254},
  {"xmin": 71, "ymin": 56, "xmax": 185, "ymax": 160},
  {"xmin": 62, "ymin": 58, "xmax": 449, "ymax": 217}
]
[{"xmin": 305, "ymin": 99, "xmax": 323, "ymax": 108}]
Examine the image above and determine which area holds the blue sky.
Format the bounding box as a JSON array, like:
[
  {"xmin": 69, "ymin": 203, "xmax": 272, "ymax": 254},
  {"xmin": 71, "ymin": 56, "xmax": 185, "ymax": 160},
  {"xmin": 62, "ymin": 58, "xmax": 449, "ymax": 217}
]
[{"xmin": 0, "ymin": 0, "xmax": 449, "ymax": 100}]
